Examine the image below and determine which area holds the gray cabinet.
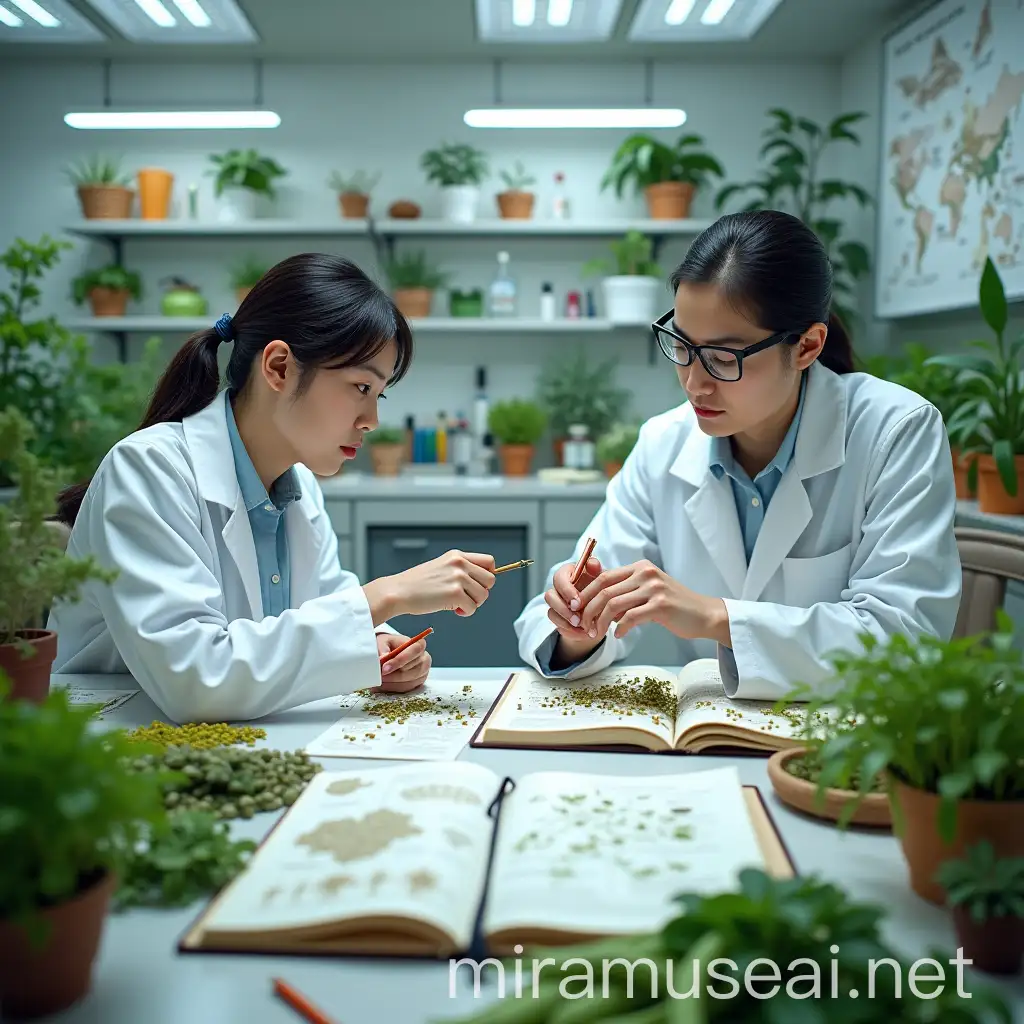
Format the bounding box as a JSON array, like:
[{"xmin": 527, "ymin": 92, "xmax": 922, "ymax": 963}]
[{"xmin": 367, "ymin": 525, "xmax": 529, "ymax": 667}]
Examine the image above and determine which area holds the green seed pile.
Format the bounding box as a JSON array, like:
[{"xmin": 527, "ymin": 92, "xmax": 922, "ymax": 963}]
[
  {"xmin": 126, "ymin": 744, "xmax": 321, "ymax": 819},
  {"xmin": 540, "ymin": 674, "xmax": 677, "ymax": 724},
  {"xmin": 349, "ymin": 686, "xmax": 480, "ymax": 730},
  {"xmin": 126, "ymin": 721, "xmax": 268, "ymax": 749}
]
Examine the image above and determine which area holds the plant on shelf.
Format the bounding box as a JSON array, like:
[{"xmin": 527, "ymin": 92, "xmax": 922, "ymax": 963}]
[
  {"xmin": 601, "ymin": 132, "xmax": 725, "ymax": 219},
  {"xmin": 207, "ymin": 148, "xmax": 287, "ymax": 222},
  {"xmin": 596, "ymin": 422, "xmax": 640, "ymax": 477},
  {"xmin": 367, "ymin": 424, "xmax": 407, "ymax": 477},
  {"xmin": 715, "ymin": 109, "xmax": 872, "ymax": 331},
  {"xmin": 0, "ymin": 682, "xmax": 168, "ymax": 1018},
  {"xmin": 583, "ymin": 230, "xmax": 665, "ymax": 325},
  {"xmin": 385, "ymin": 250, "xmax": 449, "ymax": 320},
  {"xmin": 927, "ymin": 258, "xmax": 1024, "ymax": 515},
  {"xmin": 229, "ymin": 255, "xmax": 268, "ymax": 305},
  {"xmin": 488, "ymin": 399, "xmax": 547, "ymax": 477},
  {"xmin": 495, "ymin": 160, "xmax": 537, "ymax": 220},
  {"xmin": 71, "ymin": 263, "xmax": 142, "ymax": 318},
  {"xmin": 63, "ymin": 154, "xmax": 133, "ymax": 219},
  {"xmin": 420, "ymin": 142, "xmax": 489, "ymax": 223},
  {"xmin": 780, "ymin": 613, "xmax": 1024, "ymax": 905},
  {"xmin": 327, "ymin": 169, "xmax": 381, "ymax": 218},
  {"xmin": 936, "ymin": 841, "xmax": 1024, "ymax": 976}
]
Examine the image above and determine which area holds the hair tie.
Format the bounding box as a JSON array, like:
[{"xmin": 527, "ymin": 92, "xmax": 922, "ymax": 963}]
[{"xmin": 213, "ymin": 313, "xmax": 234, "ymax": 342}]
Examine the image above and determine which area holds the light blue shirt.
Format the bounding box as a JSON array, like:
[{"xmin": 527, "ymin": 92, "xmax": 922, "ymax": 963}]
[{"xmin": 225, "ymin": 399, "xmax": 301, "ymax": 619}]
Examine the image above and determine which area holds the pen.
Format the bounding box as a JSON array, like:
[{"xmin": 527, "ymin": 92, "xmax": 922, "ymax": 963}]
[
  {"xmin": 569, "ymin": 537, "xmax": 597, "ymax": 587},
  {"xmin": 379, "ymin": 626, "xmax": 433, "ymax": 666},
  {"xmin": 272, "ymin": 978, "xmax": 337, "ymax": 1024},
  {"xmin": 494, "ymin": 558, "xmax": 534, "ymax": 574}
]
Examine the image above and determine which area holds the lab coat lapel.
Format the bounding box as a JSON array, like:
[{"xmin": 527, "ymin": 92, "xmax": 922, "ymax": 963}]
[
  {"xmin": 286, "ymin": 496, "xmax": 321, "ymax": 607},
  {"xmin": 222, "ymin": 494, "xmax": 264, "ymax": 619},
  {"xmin": 741, "ymin": 469, "xmax": 811, "ymax": 601}
]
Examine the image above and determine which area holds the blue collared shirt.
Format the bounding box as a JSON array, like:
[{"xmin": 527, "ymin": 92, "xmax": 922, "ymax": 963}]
[{"xmin": 225, "ymin": 400, "xmax": 301, "ymax": 618}]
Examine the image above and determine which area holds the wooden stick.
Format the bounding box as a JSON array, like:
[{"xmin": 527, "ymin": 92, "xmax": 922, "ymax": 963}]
[
  {"xmin": 494, "ymin": 559, "xmax": 534, "ymax": 574},
  {"xmin": 379, "ymin": 627, "xmax": 433, "ymax": 665},
  {"xmin": 272, "ymin": 978, "xmax": 338, "ymax": 1024},
  {"xmin": 569, "ymin": 537, "xmax": 597, "ymax": 586}
]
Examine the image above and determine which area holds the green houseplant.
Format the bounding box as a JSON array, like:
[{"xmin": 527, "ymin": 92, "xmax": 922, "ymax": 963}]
[
  {"xmin": 583, "ymin": 230, "xmax": 664, "ymax": 324},
  {"xmin": 488, "ymin": 399, "xmax": 547, "ymax": 477},
  {"xmin": 716, "ymin": 109, "xmax": 872, "ymax": 331},
  {"xmin": 601, "ymin": 132, "xmax": 725, "ymax": 219},
  {"xmin": 71, "ymin": 263, "xmax": 142, "ymax": 318},
  {"xmin": 0, "ymin": 682, "xmax": 168, "ymax": 1018},
  {"xmin": 386, "ymin": 250, "xmax": 449, "ymax": 320},
  {"xmin": 420, "ymin": 142, "xmax": 489, "ymax": 223},
  {"xmin": 367, "ymin": 424, "xmax": 407, "ymax": 477},
  {"xmin": 229, "ymin": 255, "xmax": 268, "ymax": 305},
  {"xmin": 327, "ymin": 169, "xmax": 381, "ymax": 218},
  {"xmin": 64, "ymin": 155, "xmax": 133, "ymax": 219},
  {"xmin": 596, "ymin": 422, "xmax": 640, "ymax": 477},
  {"xmin": 207, "ymin": 149, "xmax": 287, "ymax": 222},
  {"xmin": 496, "ymin": 160, "xmax": 536, "ymax": 220},
  {"xmin": 782, "ymin": 616, "xmax": 1024, "ymax": 905}
]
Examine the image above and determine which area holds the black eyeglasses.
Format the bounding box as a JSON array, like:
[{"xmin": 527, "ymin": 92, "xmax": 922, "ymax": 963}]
[{"xmin": 651, "ymin": 309, "xmax": 797, "ymax": 382}]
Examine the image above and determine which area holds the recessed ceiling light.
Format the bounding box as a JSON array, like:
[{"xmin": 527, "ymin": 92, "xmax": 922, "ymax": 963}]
[
  {"xmin": 0, "ymin": 4, "xmax": 24, "ymax": 25},
  {"xmin": 546, "ymin": 0, "xmax": 572, "ymax": 26},
  {"xmin": 9, "ymin": 0, "xmax": 59, "ymax": 26},
  {"xmin": 465, "ymin": 107, "xmax": 686, "ymax": 129},
  {"xmin": 475, "ymin": 0, "xmax": 620, "ymax": 41},
  {"xmin": 511, "ymin": 0, "xmax": 534, "ymax": 26},
  {"xmin": 132, "ymin": 0, "xmax": 174, "ymax": 26},
  {"xmin": 80, "ymin": 0, "xmax": 256, "ymax": 42},
  {"xmin": 64, "ymin": 109, "xmax": 281, "ymax": 129},
  {"xmin": 629, "ymin": 0, "xmax": 783, "ymax": 40},
  {"xmin": 0, "ymin": 0, "xmax": 104, "ymax": 38},
  {"xmin": 664, "ymin": 0, "xmax": 695, "ymax": 24},
  {"xmin": 172, "ymin": 0, "xmax": 211, "ymax": 26},
  {"xmin": 700, "ymin": 0, "xmax": 736, "ymax": 24}
]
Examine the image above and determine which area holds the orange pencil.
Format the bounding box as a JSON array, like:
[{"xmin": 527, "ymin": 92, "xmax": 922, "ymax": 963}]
[
  {"xmin": 569, "ymin": 536, "xmax": 597, "ymax": 587},
  {"xmin": 272, "ymin": 978, "xmax": 337, "ymax": 1024},
  {"xmin": 379, "ymin": 626, "xmax": 433, "ymax": 666}
]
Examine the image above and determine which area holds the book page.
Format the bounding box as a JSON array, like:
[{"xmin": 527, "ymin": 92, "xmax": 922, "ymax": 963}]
[
  {"xmin": 484, "ymin": 766, "xmax": 766, "ymax": 938},
  {"xmin": 58, "ymin": 686, "xmax": 137, "ymax": 719},
  {"xmin": 306, "ymin": 677, "xmax": 504, "ymax": 760},
  {"xmin": 197, "ymin": 761, "xmax": 498, "ymax": 951}
]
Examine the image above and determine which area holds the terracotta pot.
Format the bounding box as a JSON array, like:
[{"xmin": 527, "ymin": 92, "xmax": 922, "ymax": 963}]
[
  {"xmin": 76, "ymin": 185, "xmax": 133, "ymax": 220},
  {"xmin": 975, "ymin": 453, "xmax": 1024, "ymax": 515},
  {"xmin": 0, "ymin": 630, "xmax": 57, "ymax": 704},
  {"xmin": 339, "ymin": 192, "xmax": 370, "ymax": 218},
  {"xmin": 235, "ymin": 286, "xmax": 252, "ymax": 306},
  {"xmin": 137, "ymin": 167, "xmax": 173, "ymax": 220},
  {"xmin": 951, "ymin": 447, "xmax": 977, "ymax": 499},
  {"xmin": 0, "ymin": 871, "xmax": 115, "ymax": 1019},
  {"xmin": 644, "ymin": 181, "xmax": 695, "ymax": 220},
  {"xmin": 393, "ymin": 288, "xmax": 433, "ymax": 320},
  {"xmin": 892, "ymin": 779, "xmax": 1024, "ymax": 904},
  {"xmin": 88, "ymin": 287, "xmax": 130, "ymax": 317},
  {"xmin": 500, "ymin": 444, "xmax": 534, "ymax": 477},
  {"xmin": 604, "ymin": 461, "xmax": 623, "ymax": 478},
  {"xmin": 767, "ymin": 748, "xmax": 892, "ymax": 829},
  {"xmin": 496, "ymin": 191, "xmax": 535, "ymax": 219},
  {"xmin": 950, "ymin": 906, "xmax": 1023, "ymax": 975},
  {"xmin": 370, "ymin": 443, "xmax": 405, "ymax": 477},
  {"xmin": 553, "ymin": 437, "xmax": 567, "ymax": 467}
]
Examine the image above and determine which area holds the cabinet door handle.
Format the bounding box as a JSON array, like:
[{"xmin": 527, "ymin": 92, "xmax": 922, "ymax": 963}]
[{"xmin": 392, "ymin": 538, "xmax": 429, "ymax": 550}]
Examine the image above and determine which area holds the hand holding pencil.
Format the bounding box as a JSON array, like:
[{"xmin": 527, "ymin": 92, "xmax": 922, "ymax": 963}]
[{"xmin": 543, "ymin": 536, "xmax": 606, "ymax": 647}]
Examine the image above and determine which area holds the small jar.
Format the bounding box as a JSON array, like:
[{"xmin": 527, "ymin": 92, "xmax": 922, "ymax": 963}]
[
  {"xmin": 567, "ymin": 423, "xmax": 594, "ymax": 470},
  {"xmin": 540, "ymin": 282, "xmax": 556, "ymax": 321}
]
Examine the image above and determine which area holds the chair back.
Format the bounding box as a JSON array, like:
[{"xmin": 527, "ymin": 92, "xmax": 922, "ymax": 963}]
[{"xmin": 953, "ymin": 527, "xmax": 1024, "ymax": 638}]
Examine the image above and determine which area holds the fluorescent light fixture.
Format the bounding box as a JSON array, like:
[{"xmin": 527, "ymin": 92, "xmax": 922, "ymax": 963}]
[
  {"xmin": 546, "ymin": 0, "xmax": 572, "ymax": 26},
  {"xmin": 700, "ymin": 0, "xmax": 736, "ymax": 24},
  {"xmin": 9, "ymin": 0, "xmax": 58, "ymax": 25},
  {"xmin": 132, "ymin": 0, "xmax": 174, "ymax": 24},
  {"xmin": 0, "ymin": 4, "xmax": 24, "ymax": 24},
  {"xmin": 465, "ymin": 107, "xmax": 686, "ymax": 128},
  {"xmin": 664, "ymin": 0, "xmax": 695, "ymax": 24},
  {"xmin": 172, "ymin": 0, "xmax": 211, "ymax": 26},
  {"xmin": 80, "ymin": 0, "xmax": 256, "ymax": 42},
  {"xmin": 64, "ymin": 110, "xmax": 281, "ymax": 129},
  {"xmin": 475, "ymin": 0, "xmax": 620, "ymax": 41},
  {"xmin": 511, "ymin": 0, "xmax": 534, "ymax": 26}
]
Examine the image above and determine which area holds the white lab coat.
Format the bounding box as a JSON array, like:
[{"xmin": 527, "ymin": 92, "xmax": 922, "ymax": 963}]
[
  {"xmin": 514, "ymin": 362, "xmax": 962, "ymax": 699},
  {"xmin": 49, "ymin": 390, "xmax": 396, "ymax": 723}
]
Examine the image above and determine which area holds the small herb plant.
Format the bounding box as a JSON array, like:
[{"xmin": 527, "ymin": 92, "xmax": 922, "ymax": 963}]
[
  {"xmin": 368, "ymin": 425, "xmax": 406, "ymax": 446},
  {"xmin": 488, "ymin": 399, "xmax": 547, "ymax": 446},
  {"xmin": 386, "ymin": 250, "xmax": 448, "ymax": 290},
  {"xmin": 208, "ymin": 149, "xmax": 287, "ymax": 198},
  {"xmin": 936, "ymin": 841, "xmax": 1024, "ymax": 924},
  {"xmin": 71, "ymin": 264, "xmax": 142, "ymax": 305},
  {"xmin": 537, "ymin": 347, "xmax": 630, "ymax": 440},
  {"xmin": 601, "ymin": 132, "xmax": 725, "ymax": 195},
  {"xmin": 583, "ymin": 230, "xmax": 661, "ymax": 278},
  {"xmin": 228, "ymin": 255, "xmax": 268, "ymax": 291},
  {"xmin": 326, "ymin": 169, "xmax": 381, "ymax": 195},
  {"xmin": 596, "ymin": 422, "xmax": 640, "ymax": 465},
  {"xmin": 63, "ymin": 155, "xmax": 132, "ymax": 188},
  {"xmin": 499, "ymin": 160, "xmax": 536, "ymax": 192},
  {"xmin": 420, "ymin": 143, "xmax": 489, "ymax": 187}
]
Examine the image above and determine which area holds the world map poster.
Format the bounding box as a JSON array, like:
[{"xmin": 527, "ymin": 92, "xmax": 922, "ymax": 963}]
[{"xmin": 877, "ymin": 0, "xmax": 1024, "ymax": 317}]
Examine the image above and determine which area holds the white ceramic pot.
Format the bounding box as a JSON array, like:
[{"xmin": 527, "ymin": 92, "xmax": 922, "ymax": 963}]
[
  {"xmin": 216, "ymin": 187, "xmax": 257, "ymax": 223},
  {"xmin": 601, "ymin": 276, "xmax": 662, "ymax": 325},
  {"xmin": 440, "ymin": 185, "xmax": 479, "ymax": 223}
]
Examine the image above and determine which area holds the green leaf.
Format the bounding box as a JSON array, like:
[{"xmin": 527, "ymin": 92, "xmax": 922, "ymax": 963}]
[
  {"xmin": 972, "ymin": 751, "xmax": 1008, "ymax": 785},
  {"xmin": 837, "ymin": 241, "xmax": 871, "ymax": 279},
  {"xmin": 938, "ymin": 770, "xmax": 975, "ymax": 800},
  {"xmin": 993, "ymin": 438, "xmax": 1019, "ymax": 496},
  {"xmin": 979, "ymin": 257, "xmax": 1007, "ymax": 337},
  {"xmin": 936, "ymin": 689, "xmax": 968, "ymax": 711}
]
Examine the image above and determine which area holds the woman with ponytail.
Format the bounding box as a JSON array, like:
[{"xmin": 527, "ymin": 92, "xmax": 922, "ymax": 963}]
[
  {"xmin": 516, "ymin": 210, "xmax": 961, "ymax": 699},
  {"xmin": 50, "ymin": 253, "xmax": 497, "ymax": 722}
]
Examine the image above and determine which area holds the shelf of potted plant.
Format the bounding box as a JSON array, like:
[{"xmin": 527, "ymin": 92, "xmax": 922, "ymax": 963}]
[
  {"xmin": 596, "ymin": 422, "xmax": 641, "ymax": 478},
  {"xmin": 70, "ymin": 263, "xmax": 142, "ymax": 318},
  {"xmin": 487, "ymin": 399, "xmax": 547, "ymax": 476},
  {"xmin": 64, "ymin": 155, "xmax": 134, "ymax": 220},
  {"xmin": 494, "ymin": 160, "xmax": 536, "ymax": 220},
  {"xmin": 420, "ymin": 141, "xmax": 489, "ymax": 224},
  {"xmin": 583, "ymin": 229, "xmax": 665, "ymax": 324},
  {"xmin": 367, "ymin": 425, "xmax": 407, "ymax": 476},
  {"xmin": 207, "ymin": 148, "xmax": 287, "ymax": 223},
  {"xmin": 385, "ymin": 249, "xmax": 450, "ymax": 320},
  {"xmin": 327, "ymin": 168, "xmax": 381, "ymax": 219}
]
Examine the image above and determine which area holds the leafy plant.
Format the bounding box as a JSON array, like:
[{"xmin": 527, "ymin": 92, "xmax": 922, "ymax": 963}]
[
  {"xmin": 207, "ymin": 149, "xmax": 287, "ymax": 198},
  {"xmin": 499, "ymin": 160, "xmax": 536, "ymax": 192},
  {"xmin": 583, "ymin": 230, "xmax": 661, "ymax": 278},
  {"xmin": 368, "ymin": 425, "xmax": 406, "ymax": 446},
  {"xmin": 537, "ymin": 347, "xmax": 630, "ymax": 439},
  {"xmin": 781, "ymin": 613, "xmax": 1024, "ymax": 839},
  {"xmin": 936, "ymin": 841, "xmax": 1024, "ymax": 924},
  {"xmin": 420, "ymin": 142, "xmax": 489, "ymax": 187},
  {"xmin": 601, "ymin": 132, "xmax": 725, "ymax": 195},
  {"xmin": 0, "ymin": 682, "xmax": 168, "ymax": 942},
  {"xmin": 596, "ymin": 422, "xmax": 640, "ymax": 465},
  {"xmin": 860, "ymin": 342, "xmax": 966, "ymax": 423},
  {"xmin": 228, "ymin": 255, "xmax": 268, "ymax": 291},
  {"xmin": 114, "ymin": 810, "xmax": 255, "ymax": 911},
  {"xmin": 715, "ymin": 109, "xmax": 872, "ymax": 330},
  {"xmin": 927, "ymin": 258, "xmax": 1024, "ymax": 496},
  {"xmin": 386, "ymin": 250, "xmax": 449, "ymax": 290},
  {"xmin": 326, "ymin": 169, "xmax": 381, "ymax": 194},
  {"xmin": 71, "ymin": 264, "xmax": 142, "ymax": 305},
  {"xmin": 63, "ymin": 155, "xmax": 132, "ymax": 188},
  {"xmin": 488, "ymin": 399, "xmax": 547, "ymax": 446}
]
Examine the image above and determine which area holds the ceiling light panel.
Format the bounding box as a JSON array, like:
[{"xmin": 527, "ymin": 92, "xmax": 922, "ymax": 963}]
[
  {"xmin": 0, "ymin": 0, "xmax": 105, "ymax": 40},
  {"xmin": 476, "ymin": 0, "xmax": 622, "ymax": 42},
  {"xmin": 628, "ymin": 0, "xmax": 783, "ymax": 40},
  {"xmin": 81, "ymin": 0, "xmax": 256, "ymax": 42}
]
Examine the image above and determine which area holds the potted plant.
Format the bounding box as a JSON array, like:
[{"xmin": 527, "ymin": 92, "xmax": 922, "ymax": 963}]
[
  {"xmin": 229, "ymin": 255, "xmax": 268, "ymax": 306},
  {"xmin": 495, "ymin": 160, "xmax": 536, "ymax": 220},
  {"xmin": 367, "ymin": 425, "xmax": 406, "ymax": 476},
  {"xmin": 326, "ymin": 169, "xmax": 381, "ymax": 219},
  {"xmin": 71, "ymin": 264, "xmax": 142, "ymax": 318},
  {"xmin": 583, "ymin": 230, "xmax": 664, "ymax": 324},
  {"xmin": 596, "ymin": 422, "xmax": 640, "ymax": 478},
  {"xmin": 0, "ymin": 682, "xmax": 167, "ymax": 1018},
  {"xmin": 488, "ymin": 399, "xmax": 547, "ymax": 477},
  {"xmin": 64, "ymin": 155, "xmax": 134, "ymax": 220},
  {"xmin": 420, "ymin": 142, "xmax": 489, "ymax": 223},
  {"xmin": 207, "ymin": 148, "xmax": 287, "ymax": 223},
  {"xmin": 783, "ymin": 615, "xmax": 1024, "ymax": 905},
  {"xmin": 385, "ymin": 250, "xmax": 448, "ymax": 320},
  {"xmin": 928, "ymin": 258, "xmax": 1024, "ymax": 514},
  {"xmin": 936, "ymin": 841, "xmax": 1024, "ymax": 975},
  {"xmin": 601, "ymin": 132, "xmax": 725, "ymax": 219}
]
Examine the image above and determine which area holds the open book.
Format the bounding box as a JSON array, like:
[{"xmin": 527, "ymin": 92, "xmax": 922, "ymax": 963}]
[
  {"xmin": 180, "ymin": 762, "xmax": 793, "ymax": 960},
  {"xmin": 471, "ymin": 659, "xmax": 807, "ymax": 754}
]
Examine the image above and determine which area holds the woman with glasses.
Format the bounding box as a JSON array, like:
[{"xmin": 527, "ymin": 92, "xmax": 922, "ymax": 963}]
[{"xmin": 514, "ymin": 210, "xmax": 961, "ymax": 699}]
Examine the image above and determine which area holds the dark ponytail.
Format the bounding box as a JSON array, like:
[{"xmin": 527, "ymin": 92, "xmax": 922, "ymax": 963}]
[
  {"xmin": 671, "ymin": 210, "xmax": 856, "ymax": 376},
  {"xmin": 56, "ymin": 253, "xmax": 412, "ymax": 527}
]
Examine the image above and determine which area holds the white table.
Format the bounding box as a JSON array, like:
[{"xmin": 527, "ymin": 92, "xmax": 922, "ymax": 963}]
[{"xmin": 49, "ymin": 670, "xmax": 1024, "ymax": 1023}]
